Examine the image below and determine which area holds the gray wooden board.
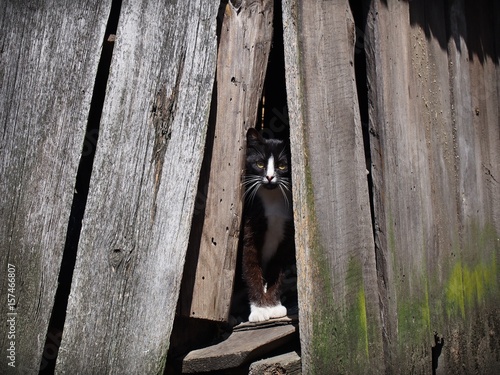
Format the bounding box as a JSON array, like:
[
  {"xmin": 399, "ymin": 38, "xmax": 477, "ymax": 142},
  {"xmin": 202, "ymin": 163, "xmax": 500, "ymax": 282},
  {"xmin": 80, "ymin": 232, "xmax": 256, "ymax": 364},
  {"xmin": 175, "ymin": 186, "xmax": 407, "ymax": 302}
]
[
  {"xmin": 55, "ymin": 1, "xmax": 219, "ymax": 373},
  {"xmin": 282, "ymin": 0, "xmax": 384, "ymax": 373},
  {"xmin": 234, "ymin": 315, "xmax": 297, "ymax": 332},
  {"xmin": 182, "ymin": 0, "xmax": 274, "ymax": 321},
  {"xmin": 182, "ymin": 324, "xmax": 297, "ymax": 373},
  {"xmin": 0, "ymin": 1, "xmax": 110, "ymax": 373},
  {"xmin": 365, "ymin": 0, "xmax": 500, "ymax": 373},
  {"xmin": 249, "ymin": 351, "xmax": 301, "ymax": 375}
]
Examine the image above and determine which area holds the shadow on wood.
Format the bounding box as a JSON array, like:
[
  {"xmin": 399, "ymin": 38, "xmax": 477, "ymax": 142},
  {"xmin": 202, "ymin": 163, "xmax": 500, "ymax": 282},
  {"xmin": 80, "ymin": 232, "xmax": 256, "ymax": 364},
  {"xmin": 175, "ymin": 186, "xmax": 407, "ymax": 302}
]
[{"xmin": 182, "ymin": 321, "xmax": 297, "ymax": 373}]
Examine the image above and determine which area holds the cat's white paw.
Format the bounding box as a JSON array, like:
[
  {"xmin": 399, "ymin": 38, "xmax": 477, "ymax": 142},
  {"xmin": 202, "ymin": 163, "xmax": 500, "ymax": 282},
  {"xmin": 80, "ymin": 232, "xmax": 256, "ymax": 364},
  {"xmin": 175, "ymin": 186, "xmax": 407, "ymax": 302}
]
[
  {"xmin": 248, "ymin": 304, "xmax": 287, "ymax": 322},
  {"xmin": 248, "ymin": 304, "xmax": 270, "ymax": 322},
  {"xmin": 268, "ymin": 304, "xmax": 287, "ymax": 319}
]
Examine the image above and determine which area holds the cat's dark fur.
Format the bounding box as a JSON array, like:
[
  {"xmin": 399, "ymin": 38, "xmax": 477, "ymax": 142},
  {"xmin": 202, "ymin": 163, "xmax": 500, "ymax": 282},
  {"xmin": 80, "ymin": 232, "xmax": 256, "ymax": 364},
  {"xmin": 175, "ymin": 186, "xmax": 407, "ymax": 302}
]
[{"xmin": 242, "ymin": 128, "xmax": 293, "ymax": 322}]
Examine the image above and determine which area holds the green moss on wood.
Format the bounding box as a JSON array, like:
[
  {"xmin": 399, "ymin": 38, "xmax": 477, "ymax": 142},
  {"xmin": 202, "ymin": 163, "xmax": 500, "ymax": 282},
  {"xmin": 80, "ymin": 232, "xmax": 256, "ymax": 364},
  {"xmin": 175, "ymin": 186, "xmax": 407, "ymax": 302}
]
[
  {"xmin": 444, "ymin": 222, "xmax": 499, "ymax": 320},
  {"xmin": 303, "ymin": 154, "xmax": 371, "ymax": 373},
  {"xmin": 445, "ymin": 254, "xmax": 498, "ymax": 319},
  {"xmin": 346, "ymin": 257, "xmax": 370, "ymax": 359},
  {"xmin": 358, "ymin": 288, "xmax": 369, "ymax": 357},
  {"xmin": 302, "ymin": 154, "xmax": 337, "ymax": 372}
]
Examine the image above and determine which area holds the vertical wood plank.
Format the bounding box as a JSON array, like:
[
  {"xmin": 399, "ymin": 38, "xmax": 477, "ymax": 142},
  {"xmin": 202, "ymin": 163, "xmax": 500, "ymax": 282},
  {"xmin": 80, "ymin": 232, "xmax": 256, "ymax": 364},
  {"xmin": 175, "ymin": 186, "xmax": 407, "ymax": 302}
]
[
  {"xmin": 55, "ymin": 1, "xmax": 218, "ymax": 373},
  {"xmin": 0, "ymin": 2, "xmax": 110, "ymax": 373},
  {"xmin": 182, "ymin": 0, "xmax": 274, "ymax": 321},
  {"xmin": 365, "ymin": 0, "xmax": 500, "ymax": 373},
  {"xmin": 365, "ymin": 2, "xmax": 438, "ymax": 371},
  {"xmin": 282, "ymin": 1, "xmax": 384, "ymax": 373}
]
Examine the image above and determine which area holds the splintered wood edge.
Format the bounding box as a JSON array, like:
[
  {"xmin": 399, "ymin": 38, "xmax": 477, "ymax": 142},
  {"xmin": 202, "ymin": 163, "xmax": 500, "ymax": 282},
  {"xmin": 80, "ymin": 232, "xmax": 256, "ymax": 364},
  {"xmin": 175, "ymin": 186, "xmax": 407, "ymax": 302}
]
[
  {"xmin": 233, "ymin": 314, "xmax": 298, "ymax": 331},
  {"xmin": 249, "ymin": 351, "xmax": 302, "ymax": 375},
  {"xmin": 182, "ymin": 324, "xmax": 297, "ymax": 373}
]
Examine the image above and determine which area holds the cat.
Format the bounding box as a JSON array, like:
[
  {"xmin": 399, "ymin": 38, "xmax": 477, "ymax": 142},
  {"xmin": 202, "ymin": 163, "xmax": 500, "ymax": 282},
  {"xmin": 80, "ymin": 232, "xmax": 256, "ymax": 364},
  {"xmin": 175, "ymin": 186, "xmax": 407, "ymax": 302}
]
[{"xmin": 242, "ymin": 128, "xmax": 294, "ymax": 322}]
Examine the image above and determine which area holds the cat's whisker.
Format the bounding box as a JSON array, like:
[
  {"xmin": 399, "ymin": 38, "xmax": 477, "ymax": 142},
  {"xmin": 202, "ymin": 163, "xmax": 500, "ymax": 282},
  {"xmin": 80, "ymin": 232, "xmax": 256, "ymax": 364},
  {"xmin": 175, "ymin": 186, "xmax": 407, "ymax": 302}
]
[
  {"xmin": 248, "ymin": 183, "xmax": 260, "ymax": 205},
  {"xmin": 278, "ymin": 148, "xmax": 287, "ymax": 161},
  {"xmin": 242, "ymin": 175, "xmax": 260, "ymax": 183},
  {"xmin": 281, "ymin": 179, "xmax": 291, "ymax": 190},
  {"xmin": 278, "ymin": 184, "xmax": 290, "ymax": 210},
  {"xmin": 242, "ymin": 182, "xmax": 256, "ymax": 198},
  {"xmin": 243, "ymin": 180, "xmax": 261, "ymax": 205}
]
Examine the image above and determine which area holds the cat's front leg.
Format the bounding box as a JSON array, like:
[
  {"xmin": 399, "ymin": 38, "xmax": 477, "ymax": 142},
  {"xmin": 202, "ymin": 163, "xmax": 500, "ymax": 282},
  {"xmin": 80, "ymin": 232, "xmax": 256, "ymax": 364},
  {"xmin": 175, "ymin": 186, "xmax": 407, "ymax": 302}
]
[{"xmin": 242, "ymin": 222, "xmax": 272, "ymax": 322}]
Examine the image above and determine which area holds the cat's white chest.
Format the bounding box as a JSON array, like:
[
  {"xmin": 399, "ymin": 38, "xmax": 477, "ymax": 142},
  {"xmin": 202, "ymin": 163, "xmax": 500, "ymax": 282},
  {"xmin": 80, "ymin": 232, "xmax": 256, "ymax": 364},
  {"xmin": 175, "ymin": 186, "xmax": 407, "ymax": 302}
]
[{"xmin": 257, "ymin": 188, "xmax": 291, "ymax": 266}]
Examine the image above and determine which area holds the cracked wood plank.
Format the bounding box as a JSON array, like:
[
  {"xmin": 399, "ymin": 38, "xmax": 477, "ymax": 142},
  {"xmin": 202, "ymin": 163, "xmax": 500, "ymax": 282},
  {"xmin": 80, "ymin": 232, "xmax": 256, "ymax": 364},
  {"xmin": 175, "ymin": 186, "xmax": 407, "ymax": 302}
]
[
  {"xmin": 0, "ymin": 2, "xmax": 110, "ymax": 373},
  {"xmin": 55, "ymin": 1, "xmax": 219, "ymax": 373},
  {"xmin": 180, "ymin": 0, "xmax": 274, "ymax": 321}
]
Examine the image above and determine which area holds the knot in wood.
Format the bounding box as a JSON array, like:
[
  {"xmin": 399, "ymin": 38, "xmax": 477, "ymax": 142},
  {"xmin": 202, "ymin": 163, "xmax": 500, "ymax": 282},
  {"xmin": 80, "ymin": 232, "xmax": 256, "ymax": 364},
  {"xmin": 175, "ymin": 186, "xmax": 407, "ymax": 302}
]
[{"xmin": 109, "ymin": 248, "xmax": 125, "ymax": 271}]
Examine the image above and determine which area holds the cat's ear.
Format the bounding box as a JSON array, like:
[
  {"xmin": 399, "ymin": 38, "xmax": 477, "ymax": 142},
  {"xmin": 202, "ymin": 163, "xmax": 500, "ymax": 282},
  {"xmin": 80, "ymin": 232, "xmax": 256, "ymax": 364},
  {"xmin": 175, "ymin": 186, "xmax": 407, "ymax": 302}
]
[{"xmin": 247, "ymin": 128, "xmax": 263, "ymax": 145}]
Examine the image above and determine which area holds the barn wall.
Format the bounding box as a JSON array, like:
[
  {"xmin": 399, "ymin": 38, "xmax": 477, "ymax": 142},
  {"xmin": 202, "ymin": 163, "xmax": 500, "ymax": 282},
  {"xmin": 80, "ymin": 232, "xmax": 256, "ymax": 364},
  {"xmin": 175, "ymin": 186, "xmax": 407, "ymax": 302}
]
[
  {"xmin": 284, "ymin": 0, "xmax": 499, "ymax": 373},
  {"xmin": 364, "ymin": 0, "xmax": 500, "ymax": 373},
  {"xmin": 1, "ymin": 0, "xmax": 499, "ymax": 373}
]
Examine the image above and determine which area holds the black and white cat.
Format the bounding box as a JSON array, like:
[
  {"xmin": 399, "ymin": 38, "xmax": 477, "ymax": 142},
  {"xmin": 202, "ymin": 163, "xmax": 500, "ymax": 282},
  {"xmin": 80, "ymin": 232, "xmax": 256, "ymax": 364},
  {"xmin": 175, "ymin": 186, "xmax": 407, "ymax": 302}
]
[{"xmin": 242, "ymin": 128, "xmax": 293, "ymax": 322}]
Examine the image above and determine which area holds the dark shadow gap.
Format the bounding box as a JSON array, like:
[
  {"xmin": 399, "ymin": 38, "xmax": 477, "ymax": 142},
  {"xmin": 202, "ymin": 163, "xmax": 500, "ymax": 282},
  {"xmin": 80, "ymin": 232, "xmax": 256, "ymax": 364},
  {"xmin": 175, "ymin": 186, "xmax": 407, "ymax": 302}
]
[
  {"xmin": 38, "ymin": 1, "xmax": 122, "ymax": 373},
  {"xmin": 261, "ymin": 0, "xmax": 289, "ymax": 142},
  {"xmin": 348, "ymin": 1, "xmax": 374, "ymax": 234}
]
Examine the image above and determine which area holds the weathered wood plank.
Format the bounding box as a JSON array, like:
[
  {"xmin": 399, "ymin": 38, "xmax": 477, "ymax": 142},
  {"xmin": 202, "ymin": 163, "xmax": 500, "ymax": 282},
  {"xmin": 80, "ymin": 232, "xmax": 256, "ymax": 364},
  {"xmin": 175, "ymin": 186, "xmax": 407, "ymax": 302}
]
[
  {"xmin": 234, "ymin": 315, "xmax": 297, "ymax": 332},
  {"xmin": 365, "ymin": 2, "xmax": 439, "ymax": 371},
  {"xmin": 0, "ymin": 1, "xmax": 110, "ymax": 373},
  {"xmin": 249, "ymin": 351, "xmax": 301, "ymax": 375},
  {"xmin": 282, "ymin": 1, "xmax": 384, "ymax": 373},
  {"xmin": 182, "ymin": 324, "xmax": 297, "ymax": 373},
  {"xmin": 55, "ymin": 1, "xmax": 219, "ymax": 373},
  {"xmin": 365, "ymin": 0, "xmax": 500, "ymax": 373},
  {"xmin": 182, "ymin": 0, "xmax": 274, "ymax": 321}
]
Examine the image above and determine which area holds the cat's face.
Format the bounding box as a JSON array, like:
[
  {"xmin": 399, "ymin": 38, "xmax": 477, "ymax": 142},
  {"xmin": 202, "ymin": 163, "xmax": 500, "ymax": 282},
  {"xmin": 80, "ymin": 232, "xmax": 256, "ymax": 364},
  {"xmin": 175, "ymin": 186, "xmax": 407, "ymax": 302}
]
[{"xmin": 244, "ymin": 128, "xmax": 291, "ymax": 200}]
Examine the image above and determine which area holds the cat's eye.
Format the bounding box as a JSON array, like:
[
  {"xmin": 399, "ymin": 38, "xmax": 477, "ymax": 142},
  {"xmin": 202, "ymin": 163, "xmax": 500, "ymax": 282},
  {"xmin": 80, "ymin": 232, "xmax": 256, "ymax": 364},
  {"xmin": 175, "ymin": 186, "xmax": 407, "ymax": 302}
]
[
  {"xmin": 256, "ymin": 161, "xmax": 265, "ymax": 169},
  {"xmin": 278, "ymin": 163, "xmax": 287, "ymax": 170}
]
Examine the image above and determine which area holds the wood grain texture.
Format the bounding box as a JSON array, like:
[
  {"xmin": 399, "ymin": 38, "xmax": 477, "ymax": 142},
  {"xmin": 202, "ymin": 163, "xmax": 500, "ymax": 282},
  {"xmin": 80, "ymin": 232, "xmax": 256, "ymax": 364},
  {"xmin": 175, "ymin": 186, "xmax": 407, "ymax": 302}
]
[
  {"xmin": 249, "ymin": 351, "xmax": 301, "ymax": 375},
  {"xmin": 365, "ymin": 0, "xmax": 500, "ymax": 373},
  {"xmin": 55, "ymin": 1, "xmax": 218, "ymax": 373},
  {"xmin": 282, "ymin": 0, "xmax": 384, "ymax": 373},
  {"xmin": 183, "ymin": 0, "xmax": 274, "ymax": 321},
  {"xmin": 0, "ymin": 1, "xmax": 110, "ymax": 373},
  {"xmin": 182, "ymin": 324, "xmax": 297, "ymax": 373}
]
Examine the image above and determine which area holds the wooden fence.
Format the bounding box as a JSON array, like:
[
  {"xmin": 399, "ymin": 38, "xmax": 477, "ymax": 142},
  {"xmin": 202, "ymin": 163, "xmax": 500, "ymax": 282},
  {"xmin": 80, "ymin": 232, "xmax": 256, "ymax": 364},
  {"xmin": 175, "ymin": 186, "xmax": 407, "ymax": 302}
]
[{"xmin": 1, "ymin": 0, "xmax": 499, "ymax": 374}]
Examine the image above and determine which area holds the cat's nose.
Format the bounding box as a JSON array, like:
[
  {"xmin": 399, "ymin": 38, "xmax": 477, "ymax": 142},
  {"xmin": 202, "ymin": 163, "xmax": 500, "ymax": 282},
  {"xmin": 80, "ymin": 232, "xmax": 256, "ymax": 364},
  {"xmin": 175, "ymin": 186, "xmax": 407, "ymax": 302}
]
[{"xmin": 266, "ymin": 175, "xmax": 274, "ymax": 183}]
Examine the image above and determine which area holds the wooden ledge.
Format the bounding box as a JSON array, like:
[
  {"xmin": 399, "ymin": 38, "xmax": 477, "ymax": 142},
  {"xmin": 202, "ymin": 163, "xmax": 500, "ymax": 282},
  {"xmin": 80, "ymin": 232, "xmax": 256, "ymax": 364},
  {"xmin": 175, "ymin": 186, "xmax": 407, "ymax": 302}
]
[{"xmin": 182, "ymin": 321, "xmax": 297, "ymax": 373}]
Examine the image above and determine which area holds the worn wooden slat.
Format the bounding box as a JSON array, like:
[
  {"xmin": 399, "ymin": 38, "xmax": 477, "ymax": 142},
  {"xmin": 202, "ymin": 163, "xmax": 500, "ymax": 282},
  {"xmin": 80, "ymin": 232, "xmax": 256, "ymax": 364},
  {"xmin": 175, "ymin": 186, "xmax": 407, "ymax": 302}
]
[
  {"xmin": 182, "ymin": 0, "xmax": 274, "ymax": 321},
  {"xmin": 182, "ymin": 324, "xmax": 297, "ymax": 373},
  {"xmin": 234, "ymin": 315, "xmax": 297, "ymax": 332},
  {"xmin": 365, "ymin": 0, "xmax": 500, "ymax": 373},
  {"xmin": 55, "ymin": 1, "xmax": 218, "ymax": 373},
  {"xmin": 0, "ymin": 2, "xmax": 110, "ymax": 373},
  {"xmin": 249, "ymin": 351, "xmax": 301, "ymax": 375},
  {"xmin": 282, "ymin": 1, "xmax": 384, "ymax": 373},
  {"xmin": 365, "ymin": 2, "xmax": 438, "ymax": 371}
]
